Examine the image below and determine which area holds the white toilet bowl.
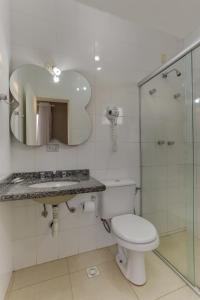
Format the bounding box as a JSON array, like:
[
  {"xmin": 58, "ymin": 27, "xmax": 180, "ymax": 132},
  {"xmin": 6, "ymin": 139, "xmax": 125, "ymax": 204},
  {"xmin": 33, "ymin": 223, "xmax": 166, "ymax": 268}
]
[{"xmin": 111, "ymin": 214, "xmax": 159, "ymax": 285}]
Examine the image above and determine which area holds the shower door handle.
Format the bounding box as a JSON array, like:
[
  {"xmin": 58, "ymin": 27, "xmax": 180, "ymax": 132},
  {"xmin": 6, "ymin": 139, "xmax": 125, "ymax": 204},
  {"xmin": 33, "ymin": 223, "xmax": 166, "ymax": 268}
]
[
  {"xmin": 167, "ymin": 141, "xmax": 175, "ymax": 146},
  {"xmin": 157, "ymin": 140, "xmax": 165, "ymax": 145}
]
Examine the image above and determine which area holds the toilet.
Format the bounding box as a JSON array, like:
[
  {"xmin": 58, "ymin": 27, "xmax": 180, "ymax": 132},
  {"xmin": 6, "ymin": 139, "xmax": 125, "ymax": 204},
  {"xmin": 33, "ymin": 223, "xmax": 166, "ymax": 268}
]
[{"xmin": 98, "ymin": 179, "xmax": 159, "ymax": 286}]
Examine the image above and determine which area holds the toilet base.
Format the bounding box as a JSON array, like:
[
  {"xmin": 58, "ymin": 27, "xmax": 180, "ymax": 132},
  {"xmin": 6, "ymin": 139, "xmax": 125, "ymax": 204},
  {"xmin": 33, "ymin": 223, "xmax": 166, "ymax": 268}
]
[{"xmin": 116, "ymin": 245, "xmax": 146, "ymax": 286}]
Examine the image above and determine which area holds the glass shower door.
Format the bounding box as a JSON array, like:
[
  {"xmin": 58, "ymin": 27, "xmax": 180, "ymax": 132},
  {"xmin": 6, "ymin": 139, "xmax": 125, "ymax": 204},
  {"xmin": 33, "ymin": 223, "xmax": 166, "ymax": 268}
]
[
  {"xmin": 192, "ymin": 46, "xmax": 200, "ymax": 288},
  {"xmin": 140, "ymin": 53, "xmax": 195, "ymax": 284}
]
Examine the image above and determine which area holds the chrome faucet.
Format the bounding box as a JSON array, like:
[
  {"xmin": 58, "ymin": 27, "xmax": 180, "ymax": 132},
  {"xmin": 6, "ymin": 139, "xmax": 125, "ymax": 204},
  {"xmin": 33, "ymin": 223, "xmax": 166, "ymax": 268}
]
[
  {"xmin": 62, "ymin": 171, "xmax": 67, "ymax": 178},
  {"xmin": 157, "ymin": 140, "xmax": 165, "ymax": 145},
  {"xmin": 40, "ymin": 172, "xmax": 45, "ymax": 180}
]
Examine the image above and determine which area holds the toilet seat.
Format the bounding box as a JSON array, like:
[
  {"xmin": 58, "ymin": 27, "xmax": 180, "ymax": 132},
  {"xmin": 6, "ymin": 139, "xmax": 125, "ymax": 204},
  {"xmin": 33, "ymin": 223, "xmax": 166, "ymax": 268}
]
[{"xmin": 111, "ymin": 214, "xmax": 157, "ymax": 244}]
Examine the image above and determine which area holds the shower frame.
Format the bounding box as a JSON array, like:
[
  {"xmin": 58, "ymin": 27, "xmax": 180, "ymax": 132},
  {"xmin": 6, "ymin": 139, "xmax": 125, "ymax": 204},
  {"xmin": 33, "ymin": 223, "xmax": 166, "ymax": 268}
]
[
  {"xmin": 138, "ymin": 38, "xmax": 200, "ymax": 87},
  {"xmin": 138, "ymin": 38, "xmax": 200, "ymax": 295}
]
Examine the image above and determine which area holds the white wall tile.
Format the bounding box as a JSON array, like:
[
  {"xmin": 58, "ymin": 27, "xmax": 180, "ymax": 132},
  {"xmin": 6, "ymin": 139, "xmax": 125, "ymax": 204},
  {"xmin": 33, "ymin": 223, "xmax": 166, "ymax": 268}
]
[
  {"xmin": 13, "ymin": 238, "xmax": 37, "ymax": 270},
  {"xmin": 57, "ymin": 144, "xmax": 78, "ymax": 170},
  {"xmin": 58, "ymin": 228, "xmax": 79, "ymax": 258},
  {"xmin": 77, "ymin": 142, "xmax": 95, "ymax": 170},
  {"xmin": 35, "ymin": 205, "xmax": 53, "ymax": 236},
  {"xmin": 59, "ymin": 203, "xmax": 80, "ymax": 231},
  {"xmin": 12, "ymin": 205, "xmax": 36, "ymax": 240},
  {"xmin": 11, "ymin": 139, "xmax": 36, "ymax": 172},
  {"xmin": 79, "ymin": 210, "xmax": 98, "ymax": 227},
  {"xmin": 0, "ymin": 203, "xmax": 12, "ymax": 298},
  {"xmin": 12, "ymin": 199, "xmax": 36, "ymax": 208},
  {"xmin": 95, "ymin": 221, "xmax": 115, "ymax": 249},
  {"xmin": 78, "ymin": 225, "xmax": 97, "ymax": 253},
  {"xmin": 35, "ymin": 146, "xmax": 59, "ymax": 171},
  {"xmin": 36, "ymin": 234, "xmax": 58, "ymax": 264},
  {"xmin": 11, "ymin": 0, "xmax": 55, "ymax": 21}
]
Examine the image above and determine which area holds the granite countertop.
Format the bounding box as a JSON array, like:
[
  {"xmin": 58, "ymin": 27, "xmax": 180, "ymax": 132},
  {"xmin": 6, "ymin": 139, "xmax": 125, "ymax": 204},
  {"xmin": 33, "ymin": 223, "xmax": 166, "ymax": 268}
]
[{"xmin": 0, "ymin": 169, "xmax": 106, "ymax": 201}]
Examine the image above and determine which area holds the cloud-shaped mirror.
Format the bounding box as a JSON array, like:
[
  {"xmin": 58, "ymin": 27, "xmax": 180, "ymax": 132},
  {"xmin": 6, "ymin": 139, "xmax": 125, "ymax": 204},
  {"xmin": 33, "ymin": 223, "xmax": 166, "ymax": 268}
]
[{"xmin": 10, "ymin": 64, "xmax": 92, "ymax": 146}]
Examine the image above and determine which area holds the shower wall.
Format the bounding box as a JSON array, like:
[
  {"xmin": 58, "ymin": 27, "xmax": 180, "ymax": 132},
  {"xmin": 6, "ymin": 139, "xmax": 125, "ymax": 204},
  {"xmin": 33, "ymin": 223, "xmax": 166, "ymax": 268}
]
[
  {"xmin": 141, "ymin": 61, "xmax": 187, "ymax": 236},
  {"xmin": 140, "ymin": 53, "xmax": 196, "ymax": 285}
]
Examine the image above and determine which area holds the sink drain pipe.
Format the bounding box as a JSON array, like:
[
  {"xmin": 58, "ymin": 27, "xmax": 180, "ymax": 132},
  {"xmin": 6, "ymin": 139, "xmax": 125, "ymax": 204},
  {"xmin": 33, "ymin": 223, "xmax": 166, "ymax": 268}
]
[{"xmin": 50, "ymin": 205, "xmax": 59, "ymax": 237}]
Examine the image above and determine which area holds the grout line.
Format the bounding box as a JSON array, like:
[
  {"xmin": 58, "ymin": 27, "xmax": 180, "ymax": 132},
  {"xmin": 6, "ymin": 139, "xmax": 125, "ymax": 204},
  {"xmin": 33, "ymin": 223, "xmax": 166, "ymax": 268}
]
[
  {"xmin": 13, "ymin": 256, "xmax": 68, "ymax": 272},
  {"xmin": 9, "ymin": 249, "xmax": 191, "ymax": 300},
  {"xmin": 154, "ymin": 285, "xmax": 189, "ymax": 300},
  {"xmin": 65, "ymin": 257, "xmax": 70, "ymax": 274},
  {"xmin": 107, "ymin": 244, "xmax": 117, "ymax": 255},
  {"xmin": 68, "ymin": 270, "xmax": 75, "ymax": 300},
  {"xmin": 11, "ymin": 273, "xmax": 70, "ymax": 292},
  {"xmin": 11, "ymin": 248, "xmax": 114, "ymax": 290},
  {"xmin": 12, "ymin": 259, "xmax": 69, "ymax": 291},
  {"xmin": 4, "ymin": 273, "xmax": 15, "ymax": 300}
]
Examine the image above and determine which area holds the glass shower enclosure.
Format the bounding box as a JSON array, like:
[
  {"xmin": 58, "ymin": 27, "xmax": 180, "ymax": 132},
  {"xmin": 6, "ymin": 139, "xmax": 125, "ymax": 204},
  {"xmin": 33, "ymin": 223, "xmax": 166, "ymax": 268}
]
[{"xmin": 139, "ymin": 42, "xmax": 200, "ymax": 291}]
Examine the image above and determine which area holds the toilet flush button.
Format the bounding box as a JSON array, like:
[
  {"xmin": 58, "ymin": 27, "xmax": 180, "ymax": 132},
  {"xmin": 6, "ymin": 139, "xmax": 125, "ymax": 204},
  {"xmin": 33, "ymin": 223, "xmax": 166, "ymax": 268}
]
[{"xmin": 86, "ymin": 266, "xmax": 100, "ymax": 278}]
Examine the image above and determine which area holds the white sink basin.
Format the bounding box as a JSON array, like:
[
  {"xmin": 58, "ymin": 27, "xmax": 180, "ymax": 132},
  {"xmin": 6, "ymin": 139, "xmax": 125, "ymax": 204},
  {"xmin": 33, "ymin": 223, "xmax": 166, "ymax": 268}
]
[
  {"xmin": 29, "ymin": 181, "xmax": 78, "ymax": 205},
  {"xmin": 29, "ymin": 181, "xmax": 78, "ymax": 189}
]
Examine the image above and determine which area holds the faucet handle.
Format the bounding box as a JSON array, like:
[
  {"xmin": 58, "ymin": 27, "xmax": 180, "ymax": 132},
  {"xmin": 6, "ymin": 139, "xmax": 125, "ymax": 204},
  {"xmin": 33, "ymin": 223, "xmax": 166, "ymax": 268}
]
[
  {"xmin": 62, "ymin": 171, "xmax": 67, "ymax": 178},
  {"xmin": 167, "ymin": 141, "xmax": 175, "ymax": 146},
  {"xmin": 157, "ymin": 140, "xmax": 165, "ymax": 145},
  {"xmin": 40, "ymin": 172, "xmax": 45, "ymax": 180}
]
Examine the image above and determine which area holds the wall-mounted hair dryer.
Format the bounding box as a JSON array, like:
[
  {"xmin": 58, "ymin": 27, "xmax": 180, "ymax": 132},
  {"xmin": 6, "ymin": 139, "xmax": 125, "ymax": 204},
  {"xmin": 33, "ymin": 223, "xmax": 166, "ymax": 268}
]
[{"xmin": 106, "ymin": 106, "xmax": 120, "ymax": 152}]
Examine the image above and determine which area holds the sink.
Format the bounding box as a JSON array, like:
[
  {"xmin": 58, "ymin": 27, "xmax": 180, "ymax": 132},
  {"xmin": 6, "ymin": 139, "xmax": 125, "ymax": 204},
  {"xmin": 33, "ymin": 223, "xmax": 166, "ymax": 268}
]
[
  {"xmin": 33, "ymin": 194, "xmax": 76, "ymax": 205},
  {"xmin": 29, "ymin": 181, "xmax": 77, "ymax": 205},
  {"xmin": 29, "ymin": 181, "xmax": 78, "ymax": 189}
]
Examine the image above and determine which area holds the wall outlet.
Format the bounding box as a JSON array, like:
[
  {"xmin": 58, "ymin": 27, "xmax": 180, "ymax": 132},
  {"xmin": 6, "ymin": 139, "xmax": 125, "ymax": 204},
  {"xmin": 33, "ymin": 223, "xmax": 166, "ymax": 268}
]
[{"xmin": 46, "ymin": 144, "xmax": 59, "ymax": 152}]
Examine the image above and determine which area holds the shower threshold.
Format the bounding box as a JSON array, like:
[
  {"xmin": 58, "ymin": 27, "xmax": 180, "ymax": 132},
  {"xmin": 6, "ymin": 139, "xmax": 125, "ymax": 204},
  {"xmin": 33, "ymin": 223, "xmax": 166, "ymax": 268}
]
[{"xmin": 154, "ymin": 250, "xmax": 200, "ymax": 297}]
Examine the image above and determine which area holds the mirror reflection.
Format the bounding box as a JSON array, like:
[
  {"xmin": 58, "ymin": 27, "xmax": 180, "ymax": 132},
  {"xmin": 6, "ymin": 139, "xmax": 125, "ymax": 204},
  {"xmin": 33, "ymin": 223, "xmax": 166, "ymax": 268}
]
[{"xmin": 10, "ymin": 64, "xmax": 92, "ymax": 146}]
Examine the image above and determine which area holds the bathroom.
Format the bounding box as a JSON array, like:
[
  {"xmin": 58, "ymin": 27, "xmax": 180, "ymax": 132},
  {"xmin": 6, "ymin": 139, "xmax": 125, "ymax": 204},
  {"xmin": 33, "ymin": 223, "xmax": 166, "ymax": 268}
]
[{"xmin": 1, "ymin": 0, "xmax": 200, "ymax": 299}]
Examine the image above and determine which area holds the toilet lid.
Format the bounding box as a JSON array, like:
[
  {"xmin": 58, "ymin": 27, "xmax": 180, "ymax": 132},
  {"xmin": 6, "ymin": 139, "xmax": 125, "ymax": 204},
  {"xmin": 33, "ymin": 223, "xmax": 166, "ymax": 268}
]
[{"xmin": 111, "ymin": 214, "xmax": 158, "ymax": 244}]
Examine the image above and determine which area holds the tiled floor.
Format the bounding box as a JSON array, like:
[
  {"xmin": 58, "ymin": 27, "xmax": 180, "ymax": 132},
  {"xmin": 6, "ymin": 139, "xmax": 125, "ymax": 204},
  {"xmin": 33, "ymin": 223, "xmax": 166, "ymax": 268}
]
[
  {"xmin": 6, "ymin": 246, "xmax": 199, "ymax": 300},
  {"xmin": 159, "ymin": 231, "xmax": 189, "ymax": 278},
  {"xmin": 159, "ymin": 230, "xmax": 200, "ymax": 285}
]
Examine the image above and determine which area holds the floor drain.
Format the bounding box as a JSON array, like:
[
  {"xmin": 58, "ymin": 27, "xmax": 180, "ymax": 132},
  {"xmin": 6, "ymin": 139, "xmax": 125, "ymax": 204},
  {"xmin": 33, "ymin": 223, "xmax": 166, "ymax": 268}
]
[{"xmin": 86, "ymin": 266, "xmax": 100, "ymax": 278}]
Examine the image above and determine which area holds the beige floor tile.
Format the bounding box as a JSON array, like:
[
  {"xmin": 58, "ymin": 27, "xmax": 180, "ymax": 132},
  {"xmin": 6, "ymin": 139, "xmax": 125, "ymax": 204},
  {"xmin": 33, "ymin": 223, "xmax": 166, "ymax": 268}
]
[
  {"xmin": 158, "ymin": 231, "xmax": 200, "ymax": 283},
  {"xmin": 68, "ymin": 247, "xmax": 113, "ymax": 273},
  {"xmin": 131, "ymin": 252, "xmax": 185, "ymax": 300},
  {"xmin": 159, "ymin": 286, "xmax": 199, "ymax": 300},
  {"xmin": 8, "ymin": 275, "xmax": 73, "ymax": 300},
  {"xmin": 12, "ymin": 258, "xmax": 68, "ymax": 290},
  {"xmin": 35, "ymin": 275, "xmax": 73, "ymax": 300},
  {"xmin": 8, "ymin": 286, "xmax": 35, "ymax": 300},
  {"xmin": 158, "ymin": 231, "xmax": 189, "ymax": 277},
  {"xmin": 70, "ymin": 260, "xmax": 138, "ymax": 300},
  {"xmin": 108, "ymin": 244, "xmax": 117, "ymax": 257},
  {"xmin": 5, "ymin": 273, "xmax": 15, "ymax": 299}
]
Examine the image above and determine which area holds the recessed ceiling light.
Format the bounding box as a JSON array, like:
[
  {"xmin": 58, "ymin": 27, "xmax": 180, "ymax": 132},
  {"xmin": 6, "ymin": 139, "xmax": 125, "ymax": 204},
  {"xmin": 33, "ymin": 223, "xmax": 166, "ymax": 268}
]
[
  {"xmin": 195, "ymin": 98, "xmax": 200, "ymax": 103},
  {"xmin": 97, "ymin": 67, "xmax": 102, "ymax": 71},
  {"xmin": 94, "ymin": 55, "xmax": 100, "ymax": 62},
  {"xmin": 53, "ymin": 75, "xmax": 60, "ymax": 83},
  {"xmin": 53, "ymin": 67, "xmax": 61, "ymax": 76},
  {"xmin": 76, "ymin": 87, "xmax": 80, "ymax": 91},
  {"xmin": 83, "ymin": 86, "xmax": 87, "ymax": 91}
]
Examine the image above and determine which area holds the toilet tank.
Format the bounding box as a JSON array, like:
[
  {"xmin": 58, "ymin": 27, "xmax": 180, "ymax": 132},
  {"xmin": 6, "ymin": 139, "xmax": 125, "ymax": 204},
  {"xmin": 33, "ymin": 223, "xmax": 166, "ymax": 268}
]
[{"xmin": 98, "ymin": 179, "xmax": 136, "ymax": 219}]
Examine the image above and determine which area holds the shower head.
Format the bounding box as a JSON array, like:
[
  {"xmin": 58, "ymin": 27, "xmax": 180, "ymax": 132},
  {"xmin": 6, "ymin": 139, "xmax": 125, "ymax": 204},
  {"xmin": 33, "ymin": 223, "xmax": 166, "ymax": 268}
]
[
  {"xmin": 149, "ymin": 88, "xmax": 157, "ymax": 95},
  {"xmin": 162, "ymin": 68, "xmax": 182, "ymax": 79}
]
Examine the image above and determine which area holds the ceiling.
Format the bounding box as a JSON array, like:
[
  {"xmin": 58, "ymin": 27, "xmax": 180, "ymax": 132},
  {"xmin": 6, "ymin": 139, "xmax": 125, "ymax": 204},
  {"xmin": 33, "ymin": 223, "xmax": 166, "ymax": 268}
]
[
  {"xmin": 10, "ymin": 0, "xmax": 183, "ymax": 85},
  {"xmin": 77, "ymin": 0, "xmax": 200, "ymax": 39}
]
